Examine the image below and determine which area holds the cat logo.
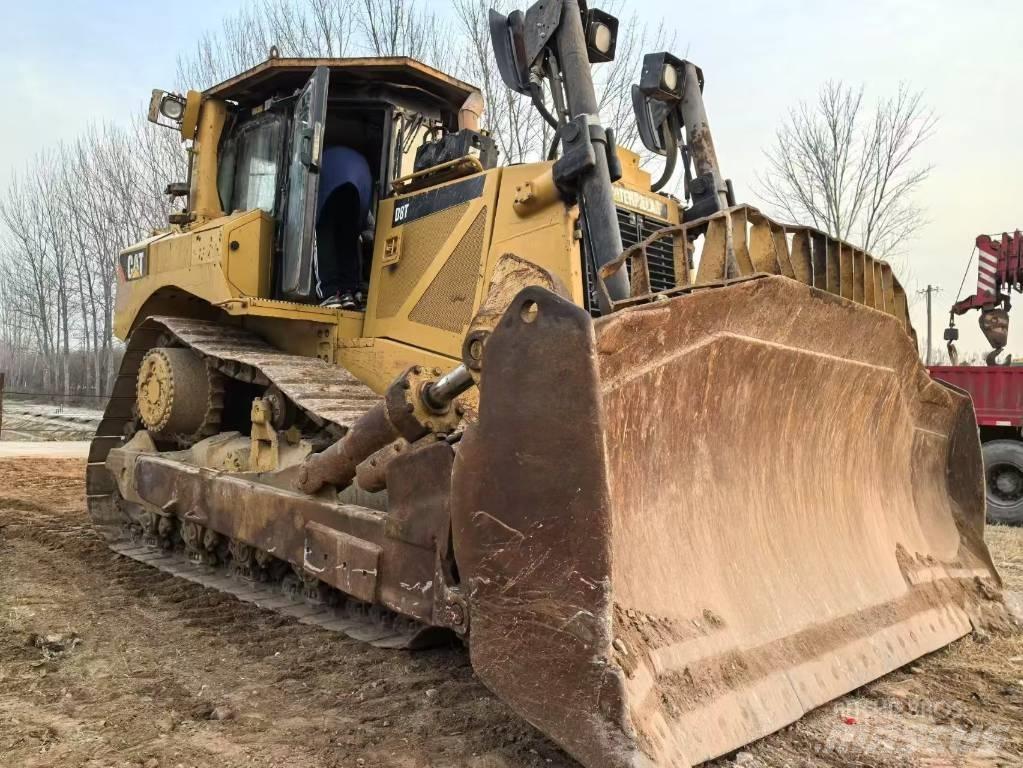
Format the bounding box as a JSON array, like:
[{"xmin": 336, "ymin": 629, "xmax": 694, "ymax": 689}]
[
  {"xmin": 120, "ymin": 249, "xmax": 148, "ymax": 281},
  {"xmin": 612, "ymin": 186, "xmax": 670, "ymax": 221}
]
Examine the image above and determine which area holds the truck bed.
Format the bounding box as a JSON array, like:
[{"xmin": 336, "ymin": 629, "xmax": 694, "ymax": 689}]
[{"xmin": 929, "ymin": 365, "xmax": 1023, "ymax": 427}]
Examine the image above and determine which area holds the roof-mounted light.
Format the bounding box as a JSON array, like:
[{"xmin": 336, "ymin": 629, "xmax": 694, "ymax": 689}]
[{"xmin": 148, "ymin": 89, "xmax": 187, "ymax": 129}]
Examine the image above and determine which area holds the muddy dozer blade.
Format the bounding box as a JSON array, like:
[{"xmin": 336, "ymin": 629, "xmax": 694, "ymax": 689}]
[{"xmin": 452, "ymin": 275, "xmax": 1001, "ymax": 768}]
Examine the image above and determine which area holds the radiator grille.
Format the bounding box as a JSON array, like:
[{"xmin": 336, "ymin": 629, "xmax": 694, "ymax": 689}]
[
  {"xmin": 620, "ymin": 208, "xmax": 677, "ymax": 293},
  {"xmin": 585, "ymin": 207, "xmax": 675, "ymax": 315},
  {"xmin": 409, "ymin": 208, "xmax": 487, "ymax": 332}
]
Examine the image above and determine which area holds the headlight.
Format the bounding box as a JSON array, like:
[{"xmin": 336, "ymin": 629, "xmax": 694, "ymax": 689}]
[
  {"xmin": 160, "ymin": 96, "xmax": 185, "ymax": 121},
  {"xmin": 662, "ymin": 64, "xmax": 678, "ymax": 93},
  {"xmin": 639, "ymin": 52, "xmax": 688, "ymax": 102},
  {"xmin": 584, "ymin": 8, "xmax": 618, "ymax": 63}
]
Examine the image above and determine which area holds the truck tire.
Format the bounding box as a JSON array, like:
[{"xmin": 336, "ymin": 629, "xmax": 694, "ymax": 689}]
[{"xmin": 982, "ymin": 440, "xmax": 1023, "ymax": 525}]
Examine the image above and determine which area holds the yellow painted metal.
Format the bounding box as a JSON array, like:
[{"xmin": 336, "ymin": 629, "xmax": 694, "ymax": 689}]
[
  {"xmin": 489, "ymin": 164, "xmax": 584, "ymax": 304},
  {"xmin": 118, "ymin": 58, "xmax": 688, "ymax": 381},
  {"xmin": 189, "ymin": 98, "xmax": 226, "ymax": 221},
  {"xmin": 113, "ymin": 143, "xmax": 671, "ymax": 387},
  {"xmin": 135, "ymin": 350, "xmax": 176, "ymax": 431},
  {"xmin": 338, "ymin": 336, "xmax": 461, "ymax": 394},
  {"xmin": 113, "ymin": 210, "xmax": 273, "ymax": 339},
  {"xmin": 363, "ymin": 171, "xmax": 500, "ymax": 359},
  {"xmin": 224, "ymin": 213, "xmax": 274, "ymax": 296},
  {"xmin": 245, "ymin": 314, "xmax": 339, "ymax": 364},
  {"xmin": 180, "ymin": 90, "xmax": 202, "ymax": 140}
]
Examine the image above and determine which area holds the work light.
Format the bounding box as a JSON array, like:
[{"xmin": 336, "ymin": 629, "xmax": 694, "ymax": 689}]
[{"xmin": 639, "ymin": 52, "xmax": 687, "ymax": 101}]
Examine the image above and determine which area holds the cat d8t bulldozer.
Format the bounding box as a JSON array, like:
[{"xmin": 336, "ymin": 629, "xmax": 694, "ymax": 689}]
[{"xmin": 89, "ymin": 1, "xmax": 1002, "ymax": 765}]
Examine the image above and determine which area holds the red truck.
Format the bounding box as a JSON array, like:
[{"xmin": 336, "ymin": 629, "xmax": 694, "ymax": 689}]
[
  {"xmin": 933, "ymin": 230, "xmax": 1023, "ymax": 525},
  {"xmin": 928, "ymin": 365, "xmax": 1023, "ymax": 524}
]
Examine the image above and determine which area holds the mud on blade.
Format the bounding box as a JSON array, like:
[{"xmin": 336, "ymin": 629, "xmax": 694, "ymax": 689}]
[{"xmin": 453, "ymin": 275, "xmax": 1001, "ymax": 768}]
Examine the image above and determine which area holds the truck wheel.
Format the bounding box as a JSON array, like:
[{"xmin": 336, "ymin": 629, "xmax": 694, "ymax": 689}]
[{"xmin": 982, "ymin": 440, "xmax": 1023, "ymax": 525}]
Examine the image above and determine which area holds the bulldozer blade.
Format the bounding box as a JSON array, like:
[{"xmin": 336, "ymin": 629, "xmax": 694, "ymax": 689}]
[{"xmin": 452, "ymin": 275, "xmax": 1001, "ymax": 768}]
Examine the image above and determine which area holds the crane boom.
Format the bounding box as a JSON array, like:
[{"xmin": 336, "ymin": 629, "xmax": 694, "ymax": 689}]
[{"xmin": 947, "ymin": 230, "xmax": 1023, "ymax": 364}]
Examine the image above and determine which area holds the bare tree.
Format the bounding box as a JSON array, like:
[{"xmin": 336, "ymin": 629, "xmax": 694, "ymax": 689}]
[
  {"xmin": 356, "ymin": 0, "xmax": 448, "ymax": 65},
  {"xmin": 176, "ymin": 0, "xmax": 456, "ymax": 90},
  {"xmin": 0, "ymin": 117, "xmax": 181, "ymax": 398},
  {"xmin": 177, "ymin": 0, "xmax": 358, "ymax": 88},
  {"xmin": 756, "ymin": 81, "xmax": 936, "ymax": 258}
]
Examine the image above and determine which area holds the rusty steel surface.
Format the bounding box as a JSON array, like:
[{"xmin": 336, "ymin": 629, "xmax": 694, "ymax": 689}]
[
  {"xmin": 296, "ymin": 399, "xmax": 402, "ymax": 494},
  {"xmin": 453, "ymin": 277, "xmax": 1001, "ymax": 768},
  {"xmin": 106, "ymin": 539, "xmax": 440, "ymax": 649},
  {"xmin": 296, "ymin": 364, "xmax": 462, "ymax": 495},
  {"xmin": 128, "ymin": 452, "xmax": 440, "ymax": 621},
  {"xmin": 87, "ymin": 316, "xmax": 380, "ymax": 530},
  {"xmin": 89, "ymin": 315, "xmax": 467, "ymax": 650},
  {"xmin": 599, "ymin": 204, "xmax": 914, "ymax": 340}
]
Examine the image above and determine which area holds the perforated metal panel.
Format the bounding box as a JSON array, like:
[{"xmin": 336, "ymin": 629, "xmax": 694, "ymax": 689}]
[
  {"xmin": 409, "ymin": 208, "xmax": 487, "ymax": 332},
  {"xmin": 375, "ymin": 202, "xmax": 471, "ymax": 319}
]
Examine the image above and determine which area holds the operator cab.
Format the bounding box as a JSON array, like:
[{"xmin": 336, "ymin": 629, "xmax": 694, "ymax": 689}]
[{"xmin": 203, "ymin": 57, "xmax": 489, "ymax": 306}]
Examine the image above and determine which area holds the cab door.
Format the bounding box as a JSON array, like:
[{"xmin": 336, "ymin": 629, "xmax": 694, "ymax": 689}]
[{"xmin": 279, "ymin": 66, "xmax": 329, "ymax": 300}]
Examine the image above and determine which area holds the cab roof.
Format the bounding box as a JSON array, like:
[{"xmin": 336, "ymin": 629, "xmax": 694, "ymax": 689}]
[{"xmin": 204, "ymin": 56, "xmax": 479, "ymax": 112}]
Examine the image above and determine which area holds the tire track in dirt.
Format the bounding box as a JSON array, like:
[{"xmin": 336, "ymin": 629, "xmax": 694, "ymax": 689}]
[
  {"xmin": 0, "ymin": 458, "xmax": 576, "ymax": 768},
  {"xmin": 2, "ymin": 458, "xmax": 1023, "ymax": 768}
]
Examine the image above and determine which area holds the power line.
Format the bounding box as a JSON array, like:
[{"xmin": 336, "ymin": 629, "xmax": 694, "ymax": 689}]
[{"xmin": 953, "ymin": 246, "xmax": 977, "ymax": 306}]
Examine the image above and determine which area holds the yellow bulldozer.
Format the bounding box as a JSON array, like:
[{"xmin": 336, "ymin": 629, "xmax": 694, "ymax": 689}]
[{"xmin": 89, "ymin": 1, "xmax": 1003, "ymax": 765}]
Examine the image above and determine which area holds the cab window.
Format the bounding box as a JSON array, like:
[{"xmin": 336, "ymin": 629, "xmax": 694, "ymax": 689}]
[{"xmin": 217, "ymin": 114, "xmax": 285, "ymax": 214}]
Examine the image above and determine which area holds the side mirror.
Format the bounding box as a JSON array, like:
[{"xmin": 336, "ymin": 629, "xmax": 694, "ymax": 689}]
[
  {"xmin": 491, "ymin": 1, "xmax": 602, "ymax": 94},
  {"xmin": 488, "ymin": 9, "xmax": 531, "ymax": 93},
  {"xmin": 631, "ymin": 86, "xmax": 679, "ymax": 157}
]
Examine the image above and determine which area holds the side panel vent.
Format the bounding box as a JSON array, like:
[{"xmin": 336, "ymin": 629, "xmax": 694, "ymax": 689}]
[
  {"xmin": 409, "ymin": 208, "xmax": 488, "ymax": 333},
  {"xmin": 376, "ymin": 202, "xmax": 470, "ymax": 319}
]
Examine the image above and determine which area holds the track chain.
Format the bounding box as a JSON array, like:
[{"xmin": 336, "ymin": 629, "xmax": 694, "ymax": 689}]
[
  {"xmin": 85, "ymin": 317, "xmax": 443, "ymax": 651},
  {"xmin": 3, "ymin": 507, "xmax": 434, "ymax": 649},
  {"xmin": 108, "ymin": 540, "xmax": 428, "ymax": 649}
]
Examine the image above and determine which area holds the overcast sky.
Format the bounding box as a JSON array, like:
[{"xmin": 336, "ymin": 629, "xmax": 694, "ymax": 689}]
[{"xmin": 4, "ymin": 0, "xmax": 1021, "ymax": 358}]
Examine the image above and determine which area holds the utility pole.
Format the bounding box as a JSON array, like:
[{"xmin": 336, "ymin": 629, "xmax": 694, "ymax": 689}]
[{"xmin": 918, "ymin": 285, "xmax": 942, "ymax": 365}]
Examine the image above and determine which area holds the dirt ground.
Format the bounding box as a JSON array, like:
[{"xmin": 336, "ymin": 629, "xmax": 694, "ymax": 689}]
[{"xmin": 1, "ymin": 458, "xmax": 1021, "ymax": 768}]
